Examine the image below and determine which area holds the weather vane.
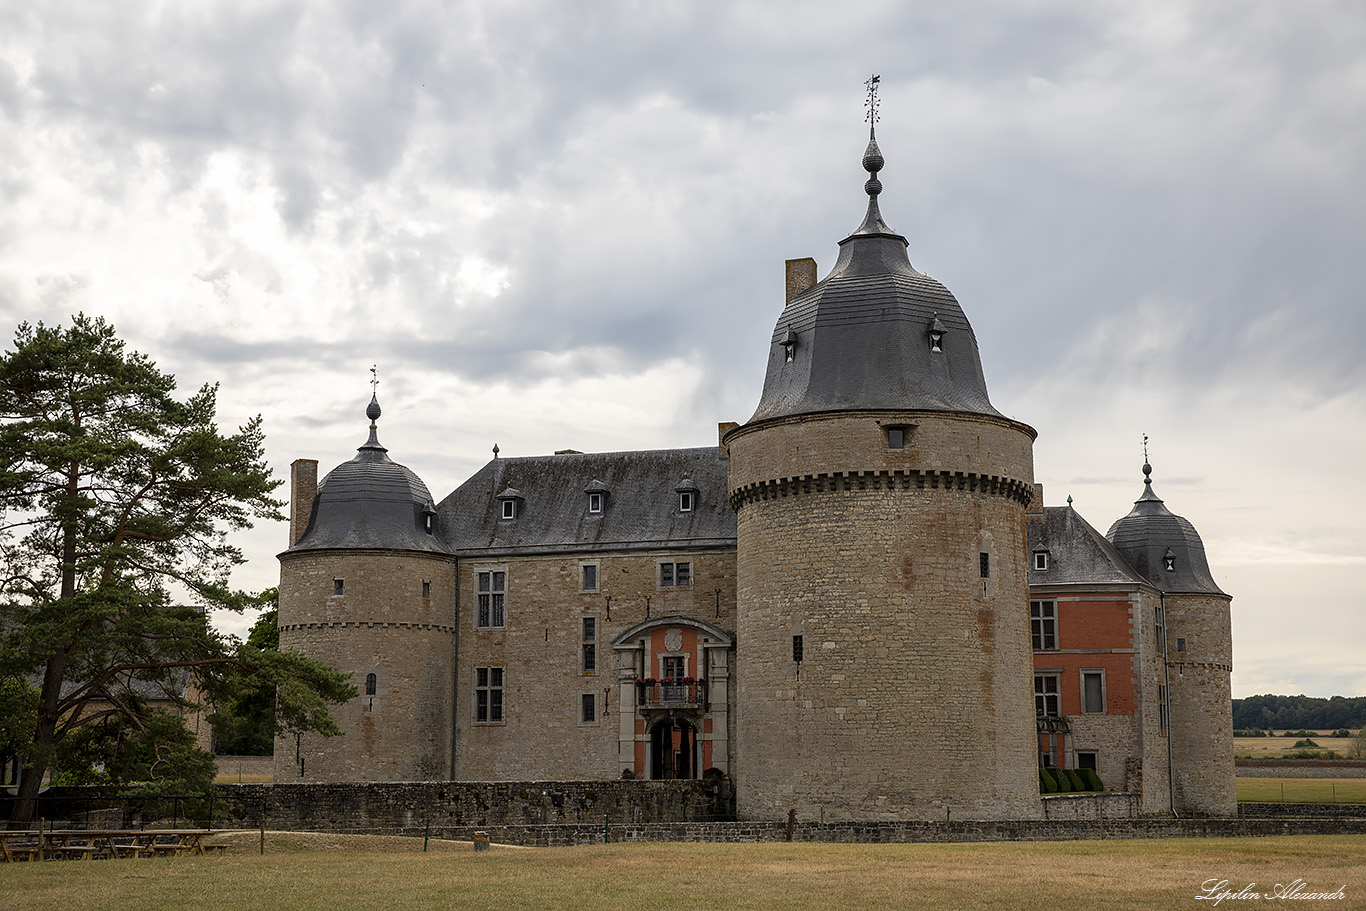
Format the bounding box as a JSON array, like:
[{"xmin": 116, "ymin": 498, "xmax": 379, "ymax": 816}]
[
  {"xmin": 864, "ymin": 74, "xmax": 881, "ymax": 133},
  {"xmin": 370, "ymin": 365, "xmax": 379, "ymax": 395},
  {"xmin": 1142, "ymin": 433, "xmax": 1149, "ymax": 462}
]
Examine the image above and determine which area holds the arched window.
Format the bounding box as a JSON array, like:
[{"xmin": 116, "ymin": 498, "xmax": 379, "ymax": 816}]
[{"xmin": 365, "ymin": 673, "xmax": 377, "ymax": 696}]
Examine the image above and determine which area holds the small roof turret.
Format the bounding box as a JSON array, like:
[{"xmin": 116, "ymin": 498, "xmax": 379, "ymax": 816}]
[
  {"xmin": 1105, "ymin": 461, "xmax": 1224, "ymax": 595},
  {"xmin": 289, "ymin": 391, "xmax": 450, "ymax": 555}
]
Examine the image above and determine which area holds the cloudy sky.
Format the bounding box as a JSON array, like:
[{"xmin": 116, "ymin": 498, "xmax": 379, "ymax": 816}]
[{"xmin": 2, "ymin": 1, "xmax": 1362, "ymax": 699}]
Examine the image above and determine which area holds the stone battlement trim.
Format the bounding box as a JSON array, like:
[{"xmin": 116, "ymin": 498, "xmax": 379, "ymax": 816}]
[
  {"xmin": 728, "ymin": 468, "xmax": 1034, "ymax": 510},
  {"xmin": 280, "ymin": 621, "xmax": 456, "ymax": 634}
]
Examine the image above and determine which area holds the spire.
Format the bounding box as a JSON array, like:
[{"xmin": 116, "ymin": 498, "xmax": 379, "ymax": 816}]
[
  {"xmin": 853, "ymin": 74, "xmax": 895, "ymax": 236},
  {"xmin": 1138, "ymin": 434, "xmax": 1161, "ymax": 503},
  {"xmin": 359, "ymin": 366, "xmax": 387, "ymax": 456}
]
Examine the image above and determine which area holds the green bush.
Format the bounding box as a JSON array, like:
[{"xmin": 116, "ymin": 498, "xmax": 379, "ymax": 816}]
[
  {"xmin": 1046, "ymin": 767, "xmax": 1071, "ymax": 793},
  {"xmin": 1292, "ymin": 738, "xmax": 1320, "ymax": 748},
  {"xmin": 1332, "ymin": 729, "xmax": 1353, "ymax": 739},
  {"xmin": 1079, "ymin": 768, "xmax": 1104, "ymax": 791},
  {"xmin": 1039, "ymin": 768, "xmax": 1057, "ymax": 794},
  {"xmin": 1281, "ymin": 729, "xmax": 1317, "ymax": 738},
  {"xmin": 1234, "ymin": 729, "xmax": 1268, "ymax": 737},
  {"xmin": 1065, "ymin": 769, "xmax": 1087, "ymax": 792}
]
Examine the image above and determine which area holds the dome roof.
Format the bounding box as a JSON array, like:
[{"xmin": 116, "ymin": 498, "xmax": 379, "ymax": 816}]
[
  {"xmin": 746, "ymin": 132, "xmax": 1001, "ymax": 424},
  {"xmin": 289, "ymin": 395, "xmax": 450, "ymax": 555},
  {"xmin": 1105, "ymin": 463, "xmax": 1224, "ymax": 595}
]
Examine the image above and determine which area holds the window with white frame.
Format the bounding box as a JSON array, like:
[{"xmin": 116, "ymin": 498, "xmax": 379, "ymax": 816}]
[
  {"xmin": 660, "ymin": 561, "xmax": 692, "ymax": 588},
  {"xmin": 581, "ymin": 617, "xmax": 597, "ymax": 674},
  {"xmin": 477, "ymin": 570, "xmax": 506, "ymax": 628},
  {"xmin": 1031, "ymin": 600, "xmax": 1057, "ymax": 650},
  {"xmin": 1035, "ymin": 672, "xmax": 1060, "ymax": 718},
  {"xmin": 1082, "ymin": 670, "xmax": 1105, "ymax": 713},
  {"xmin": 1033, "ymin": 550, "xmax": 1049, "ymax": 571},
  {"xmin": 501, "ymin": 499, "xmax": 516, "ymax": 520},
  {"xmin": 475, "ymin": 667, "xmax": 504, "ymax": 723},
  {"xmin": 678, "ymin": 491, "xmax": 695, "ymax": 512},
  {"xmin": 587, "ymin": 492, "xmax": 603, "ymax": 514}
]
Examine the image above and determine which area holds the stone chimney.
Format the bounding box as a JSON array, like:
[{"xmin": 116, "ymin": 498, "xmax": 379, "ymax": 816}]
[
  {"xmin": 785, "ymin": 257, "xmax": 817, "ymax": 304},
  {"xmin": 717, "ymin": 422, "xmax": 739, "ymax": 459},
  {"xmin": 290, "ymin": 459, "xmax": 319, "ymax": 546}
]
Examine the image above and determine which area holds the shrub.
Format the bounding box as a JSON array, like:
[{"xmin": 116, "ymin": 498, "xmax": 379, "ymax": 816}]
[
  {"xmin": 1039, "ymin": 768, "xmax": 1057, "ymax": 794},
  {"xmin": 1350, "ymin": 731, "xmax": 1366, "ymax": 760},
  {"xmin": 1079, "ymin": 768, "xmax": 1104, "ymax": 791},
  {"xmin": 1046, "ymin": 767, "xmax": 1071, "ymax": 793},
  {"xmin": 1281, "ymin": 729, "xmax": 1317, "ymax": 738},
  {"xmin": 1234, "ymin": 729, "xmax": 1268, "ymax": 737},
  {"xmin": 1292, "ymin": 738, "xmax": 1320, "ymax": 748},
  {"xmin": 1065, "ymin": 769, "xmax": 1087, "ymax": 792},
  {"xmin": 1332, "ymin": 729, "xmax": 1353, "ymax": 739}
]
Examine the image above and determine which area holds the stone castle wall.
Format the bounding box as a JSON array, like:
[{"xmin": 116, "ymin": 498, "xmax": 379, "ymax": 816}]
[
  {"xmin": 728, "ymin": 411, "xmax": 1041, "ymax": 821},
  {"xmin": 276, "ymin": 548, "xmax": 457, "ymax": 782},
  {"xmin": 1166, "ymin": 591, "xmax": 1235, "ymax": 815},
  {"xmin": 453, "ymin": 548, "xmax": 736, "ymax": 780}
]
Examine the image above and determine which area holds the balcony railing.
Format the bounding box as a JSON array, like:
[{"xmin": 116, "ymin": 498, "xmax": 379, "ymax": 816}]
[{"xmin": 636, "ymin": 681, "xmax": 704, "ymax": 709}]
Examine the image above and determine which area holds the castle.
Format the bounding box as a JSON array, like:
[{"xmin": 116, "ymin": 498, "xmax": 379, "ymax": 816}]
[{"xmin": 275, "ymin": 121, "xmax": 1235, "ymax": 820}]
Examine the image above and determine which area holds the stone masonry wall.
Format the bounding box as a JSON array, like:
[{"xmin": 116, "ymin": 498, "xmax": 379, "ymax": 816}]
[
  {"xmin": 454, "ymin": 548, "xmax": 736, "ymax": 780},
  {"xmin": 729, "ymin": 410, "xmax": 1040, "ymax": 822},
  {"xmin": 277, "ymin": 548, "xmax": 457, "ymax": 782},
  {"xmin": 1166, "ymin": 591, "xmax": 1236, "ymax": 815}
]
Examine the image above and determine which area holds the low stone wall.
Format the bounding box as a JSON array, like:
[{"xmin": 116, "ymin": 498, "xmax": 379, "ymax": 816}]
[
  {"xmin": 1239, "ymin": 802, "xmax": 1366, "ymax": 818},
  {"xmin": 214, "ymin": 780, "xmax": 730, "ymax": 830},
  {"xmin": 388, "ymin": 816, "xmax": 1366, "ymax": 846},
  {"xmin": 1040, "ymin": 792, "xmax": 1141, "ymax": 820},
  {"xmin": 1235, "ymin": 759, "xmax": 1366, "ymax": 779}
]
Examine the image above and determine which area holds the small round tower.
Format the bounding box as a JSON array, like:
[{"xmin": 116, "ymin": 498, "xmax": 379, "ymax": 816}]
[
  {"xmin": 726, "ymin": 119, "xmax": 1041, "ymax": 821},
  {"xmin": 276, "ymin": 391, "xmax": 456, "ymax": 782},
  {"xmin": 1107, "ymin": 461, "xmax": 1234, "ymax": 816}
]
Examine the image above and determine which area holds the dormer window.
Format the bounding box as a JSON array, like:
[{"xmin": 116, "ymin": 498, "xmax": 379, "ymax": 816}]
[
  {"xmin": 496, "ymin": 486, "xmax": 522, "ymax": 520},
  {"xmin": 928, "ymin": 315, "xmax": 947, "ymax": 353},
  {"xmin": 584, "ymin": 479, "xmax": 608, "ymax": 515},
  {"xmin": 780, "ymin": 327, "xmax": 798, "ymax": 363},
  {"xmin": 423, "ymin": 501, "xmax": 436, "ymax": 534},
  {"xmin": 1164, "ymin": 548, "xmax": 1176, "ymax": 572},
  {"xmin": 675, "ymin": 478, "xmax": 698, "ymax": 513},
  {"xmin": 1032, "ymin": 549, "xmax": 1049, "ymax": 571}
]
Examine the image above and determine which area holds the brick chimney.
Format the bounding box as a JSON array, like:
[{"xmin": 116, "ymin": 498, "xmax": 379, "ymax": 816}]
[
  {"xmin": 290, "ymin": 459, "xmax": 319, "ymax": 546},
  {"xmin": 785, "ymin": 258, "xmax": 817, "ymax": 304}
]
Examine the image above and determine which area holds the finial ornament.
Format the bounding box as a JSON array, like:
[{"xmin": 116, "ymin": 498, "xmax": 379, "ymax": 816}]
[
  {"xmin": 1142, "ymin": 433, "xmax": 1152, "ymax": 486},
  {"xmin": 864, "ymin": 74, "xmax": 881, "ymax": 137},
  {"xmin": 492, "ymin": 443, "xmax": 500, "ymax": 459},
  {"xmin": 370, "ymin": 364, "xmax": 379, "ymax": 395},
  {"xmin": 366, "ymin": 365, "xmax": 382, "ymax": 425}
]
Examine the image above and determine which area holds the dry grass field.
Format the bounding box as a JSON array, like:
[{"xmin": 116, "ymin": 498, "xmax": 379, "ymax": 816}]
[
  {"xmin": 1234, "ymin": 733, "xmax": 1360, "ymax": 758},
  {"xmin": 1237, "ymin": 777, "xmax": 1366, "ymax": 804},
  {"xmin": 1, "ymin": 833, "xmax": 1362, "ymax": 911}
]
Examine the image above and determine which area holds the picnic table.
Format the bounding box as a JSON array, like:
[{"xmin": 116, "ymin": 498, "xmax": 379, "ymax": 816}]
[{"xmin": 0, "ymin": 829, "xmax": 222, "ymax": 861}]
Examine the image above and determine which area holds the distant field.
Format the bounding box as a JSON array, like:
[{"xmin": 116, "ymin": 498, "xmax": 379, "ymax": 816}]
[
  {"xmin": 3, "ymin": 833, "xmax": 1362, "ymax": 911},
  {"xmin": 1237, "ymin": 777, "xmax": 1366, "ymax": 804},
  {"xmin": 1234, "ymin": 732, "xmax": 1359, "ymax": 758}
]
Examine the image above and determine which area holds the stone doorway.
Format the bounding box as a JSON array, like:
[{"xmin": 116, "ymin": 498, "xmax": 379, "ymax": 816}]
[{"xmin": 650, "ymin": 718, "xmax": 698, "ymax": 780}]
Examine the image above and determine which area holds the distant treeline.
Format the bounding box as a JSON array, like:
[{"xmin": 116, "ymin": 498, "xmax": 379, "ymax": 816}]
[{"xmin": 1233, "ymin": 694, "xmax": 1366, "ymax": 731}]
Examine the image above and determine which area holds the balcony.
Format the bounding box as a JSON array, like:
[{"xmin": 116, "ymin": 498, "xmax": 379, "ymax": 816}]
[{"xmin": 636, "ymin": 680, "xmax": 705, "ymax": 710}]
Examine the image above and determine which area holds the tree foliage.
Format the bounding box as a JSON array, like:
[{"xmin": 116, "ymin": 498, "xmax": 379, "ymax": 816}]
[
  {"xmin": 0, "ymin": 315, "xmax": 355, "ymax": 818},
  {"xmin": 1233, "ymin": 694, "xmax": 1366, "ymax": 732}
]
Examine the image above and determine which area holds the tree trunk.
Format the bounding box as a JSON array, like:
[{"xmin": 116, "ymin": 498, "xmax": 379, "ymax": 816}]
[{"xmin": 9, "ymin": 652, "xmax": 66, "ymax": 825}]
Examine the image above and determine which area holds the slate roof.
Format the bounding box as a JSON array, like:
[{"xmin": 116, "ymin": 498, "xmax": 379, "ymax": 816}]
[
  {"xmin": 1106, "ymin": 468, "xmax": 1226, "ymax": 596},
  {"xmin": 1027, "ymin": 505, "xmax": 1150, "ymax": 588},
  {"xmin": 437, "ymin": 447, "xmax": 736, "ymax": 557},
  {"xmin": 289, "ymin": 410, "xmax": 451, "ymax": 556},
  {"xmin": 746, "ymin": 134, "xmax": 1001, "ymax": 423}
]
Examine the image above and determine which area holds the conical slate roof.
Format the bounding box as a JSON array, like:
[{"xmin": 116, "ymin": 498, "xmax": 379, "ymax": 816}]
[
  {"xmin": 1105, "ymin": 463, "xmax": 1224, "ymax": 595},
  {"xmin": 289, "ymin": 394, "xmax": 449, "ymax": 555},
  {"xmin": 747, "ymin": 130, "xmax": 1001, "ymax": 423}
]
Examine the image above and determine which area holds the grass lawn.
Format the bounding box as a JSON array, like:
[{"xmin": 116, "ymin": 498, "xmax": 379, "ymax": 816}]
[
  {"xmin": 2, "ymin": 833, "xmax": 1362, "ymax": 911},
  {"xmin": 1237, "ymin": 777, "xmax": 1366, "ymax": 804}
]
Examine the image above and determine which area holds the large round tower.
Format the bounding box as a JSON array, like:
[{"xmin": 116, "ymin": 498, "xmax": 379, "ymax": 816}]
[
  {"xmin": 725, "ymin": 122, "xmax": 1041, "ymax": 821},
  {"xmin": 275, "ymin": 392, "xmax": 456, "ymax": 782},
  {"xmin": 1107, "ymin": 461, "xmax": 1235, "ymax": 816}
]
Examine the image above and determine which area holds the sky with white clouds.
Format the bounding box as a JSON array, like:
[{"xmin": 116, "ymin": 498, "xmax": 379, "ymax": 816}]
[{"xmin": 2, "ymin": 0, "xmax": 1363, "ymax": 699}]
